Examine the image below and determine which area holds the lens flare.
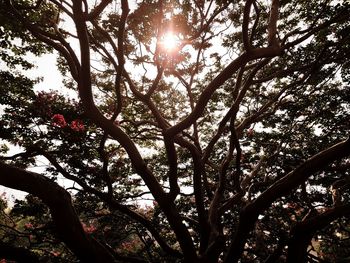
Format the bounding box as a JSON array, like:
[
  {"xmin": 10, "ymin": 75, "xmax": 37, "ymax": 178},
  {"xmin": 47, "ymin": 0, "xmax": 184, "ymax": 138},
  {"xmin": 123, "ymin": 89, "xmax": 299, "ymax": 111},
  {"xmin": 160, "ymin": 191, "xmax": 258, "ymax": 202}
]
[{"xmin": 160, "ymin": 32, "xmax": 178, "ymax": 52}]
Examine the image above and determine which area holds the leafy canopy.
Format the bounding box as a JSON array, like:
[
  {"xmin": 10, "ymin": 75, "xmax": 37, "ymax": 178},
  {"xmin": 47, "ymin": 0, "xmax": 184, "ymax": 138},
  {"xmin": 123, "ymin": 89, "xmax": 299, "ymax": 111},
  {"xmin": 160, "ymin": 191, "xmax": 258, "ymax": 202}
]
[{"xmin": 0, "ymin": 0, "xmax": 349, "ymax": 262}]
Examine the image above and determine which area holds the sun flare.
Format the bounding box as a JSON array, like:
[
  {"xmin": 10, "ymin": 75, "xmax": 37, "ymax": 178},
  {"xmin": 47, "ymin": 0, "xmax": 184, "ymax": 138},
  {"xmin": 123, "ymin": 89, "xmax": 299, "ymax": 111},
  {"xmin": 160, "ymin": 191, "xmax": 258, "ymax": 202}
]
[{"xmin": 160, "ymin": 32, "xmax": 179, "ymax": 52}]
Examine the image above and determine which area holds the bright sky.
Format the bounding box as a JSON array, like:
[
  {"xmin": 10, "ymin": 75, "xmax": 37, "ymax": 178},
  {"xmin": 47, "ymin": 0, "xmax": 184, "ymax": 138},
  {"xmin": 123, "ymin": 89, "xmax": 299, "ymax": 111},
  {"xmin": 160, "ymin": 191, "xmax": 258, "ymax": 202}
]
[
  {"xmin": 0, "ymin": 0, "xmax": 230, "ymax": 206},
  {"xmin": 0, "ymin": 51, "xmax": 71, "ymax": 206},
  {"xmin": 28, "ymin": 53, "xmax": 62, "ymax": 91}
]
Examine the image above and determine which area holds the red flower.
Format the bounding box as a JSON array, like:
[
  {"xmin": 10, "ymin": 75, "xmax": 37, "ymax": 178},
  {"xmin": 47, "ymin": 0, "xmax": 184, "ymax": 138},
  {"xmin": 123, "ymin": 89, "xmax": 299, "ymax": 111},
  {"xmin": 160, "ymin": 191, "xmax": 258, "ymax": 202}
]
[
  {"xmin": 25, "ymin": 223, "xmax": 34, "ymax": 229},
  {"xmin": 82, "ymin": 223, "xmax": 96, "ymax": 233},
  {"xmin": 52, "ymin": 114, "xmax": 67, "ymax": 128},
  {"xmin": 70, "ymin": 119, "xmax": 85, "ymax": 132},
  {"xmin": 51, "ymin": 251, "xmax": 61, "ymax": 257}
]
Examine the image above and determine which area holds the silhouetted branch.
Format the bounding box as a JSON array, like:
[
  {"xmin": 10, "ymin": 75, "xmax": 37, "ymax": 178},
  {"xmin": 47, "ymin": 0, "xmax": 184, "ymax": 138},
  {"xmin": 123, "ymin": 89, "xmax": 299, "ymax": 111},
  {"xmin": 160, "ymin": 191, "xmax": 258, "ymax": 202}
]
[{"xmin": 0, "ymin": 162, "xmax": 117, "ymax": 262}]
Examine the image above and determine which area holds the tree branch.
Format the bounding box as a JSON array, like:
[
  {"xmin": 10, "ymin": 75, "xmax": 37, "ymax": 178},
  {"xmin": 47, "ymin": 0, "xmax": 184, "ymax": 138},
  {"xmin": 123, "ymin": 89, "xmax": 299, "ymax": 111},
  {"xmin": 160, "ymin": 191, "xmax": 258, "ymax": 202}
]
[
  {"xmin": 287, "ymin": 204, "xmax": 350, "ymax": 263},
  {"xmin": 72, "ymin": 2, "xmax": 198, "ymax": 260},
  {"xmin": 0, "ymin": 162, "xmax": 117, "ymax": 262},
  {"xmin": 224, "ymin": 137, "xmax": 350, "ymax": 262},
  {"xmin": 267, "ymin": 0, "xmax": 279, "ymax": 46},
  {"xmin": 85, "ymin": 0, "xmax": 112, "ymax": 21},
  {"xmin": 242, "ymin": 0, "xmax": 254, "ymax": 51}
]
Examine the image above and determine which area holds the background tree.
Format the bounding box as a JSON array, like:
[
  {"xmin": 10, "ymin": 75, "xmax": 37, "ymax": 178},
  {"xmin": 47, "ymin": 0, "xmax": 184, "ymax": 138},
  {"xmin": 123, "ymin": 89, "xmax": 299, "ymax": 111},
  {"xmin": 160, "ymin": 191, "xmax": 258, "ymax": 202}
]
[{"xmin": 0, "ymin": 0, "xmax": 349, "ymax": 262}]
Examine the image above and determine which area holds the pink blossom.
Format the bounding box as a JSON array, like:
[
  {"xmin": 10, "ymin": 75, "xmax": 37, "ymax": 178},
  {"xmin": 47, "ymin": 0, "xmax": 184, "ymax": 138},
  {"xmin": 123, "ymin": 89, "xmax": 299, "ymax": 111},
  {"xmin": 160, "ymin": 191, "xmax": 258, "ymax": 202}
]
[
  {"xmin": 82, "ymin": 223, "xmax": 96, "ymax": 233},
  {"xmin": 25, "ymin": 223, "xmax": 34, "ymax": 229},
  {"xmin": 70, "ymin": 119, "xmax": 85, "ymax": 132},
  {"xmin": 51, "ymin": 251, "xmax": 61, "ymax": 257},
  {"xmin": 52, "ymin": 114, "xmax": 67, "ymax": 128}
]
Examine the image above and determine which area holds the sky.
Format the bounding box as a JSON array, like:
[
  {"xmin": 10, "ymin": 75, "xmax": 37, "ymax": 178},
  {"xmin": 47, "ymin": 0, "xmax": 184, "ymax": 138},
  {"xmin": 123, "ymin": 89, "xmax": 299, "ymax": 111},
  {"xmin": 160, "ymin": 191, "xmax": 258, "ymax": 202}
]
[
  {"xmin": 0, "ymin": 0, "xmax": 232, "ymax": 206},
  {"xmin": 0, "ymin": 52, "xmax": 65, "ymax": 206}
]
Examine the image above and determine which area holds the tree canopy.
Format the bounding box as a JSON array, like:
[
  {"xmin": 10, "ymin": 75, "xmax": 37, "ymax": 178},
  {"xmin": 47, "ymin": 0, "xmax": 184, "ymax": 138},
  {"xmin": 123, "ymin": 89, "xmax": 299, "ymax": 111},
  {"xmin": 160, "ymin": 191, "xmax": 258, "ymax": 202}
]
[{"xmin": 0, "ymin": 0, "xmax": 349, "ymax": 262}]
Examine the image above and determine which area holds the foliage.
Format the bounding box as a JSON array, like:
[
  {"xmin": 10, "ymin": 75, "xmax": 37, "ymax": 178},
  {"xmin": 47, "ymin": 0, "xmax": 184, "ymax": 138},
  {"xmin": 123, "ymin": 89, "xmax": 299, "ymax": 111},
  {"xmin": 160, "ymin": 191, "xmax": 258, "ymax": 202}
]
[{"xmin": 0, "ymin": 0, "xmax": 349, "ymax": 262}]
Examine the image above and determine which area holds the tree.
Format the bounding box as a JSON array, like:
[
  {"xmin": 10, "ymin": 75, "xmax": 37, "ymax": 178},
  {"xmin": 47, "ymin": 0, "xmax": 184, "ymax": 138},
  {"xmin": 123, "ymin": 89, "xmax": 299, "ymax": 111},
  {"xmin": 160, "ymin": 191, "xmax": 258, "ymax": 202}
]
[{"xmin": 0, "ymin": 0, "xmax": 349, "ymax": 262}]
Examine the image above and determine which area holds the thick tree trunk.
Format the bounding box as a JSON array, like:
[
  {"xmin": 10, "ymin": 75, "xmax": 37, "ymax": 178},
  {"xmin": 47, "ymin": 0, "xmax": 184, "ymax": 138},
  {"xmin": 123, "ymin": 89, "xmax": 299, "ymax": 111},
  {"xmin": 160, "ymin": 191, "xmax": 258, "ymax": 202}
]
[
  {"xmin": 0, "ymin": 162, "xmax": 117, "ymax": 263},
  {"xmin": 225, "ymin": 138, "xmax": 350, "ymax": 262}
]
